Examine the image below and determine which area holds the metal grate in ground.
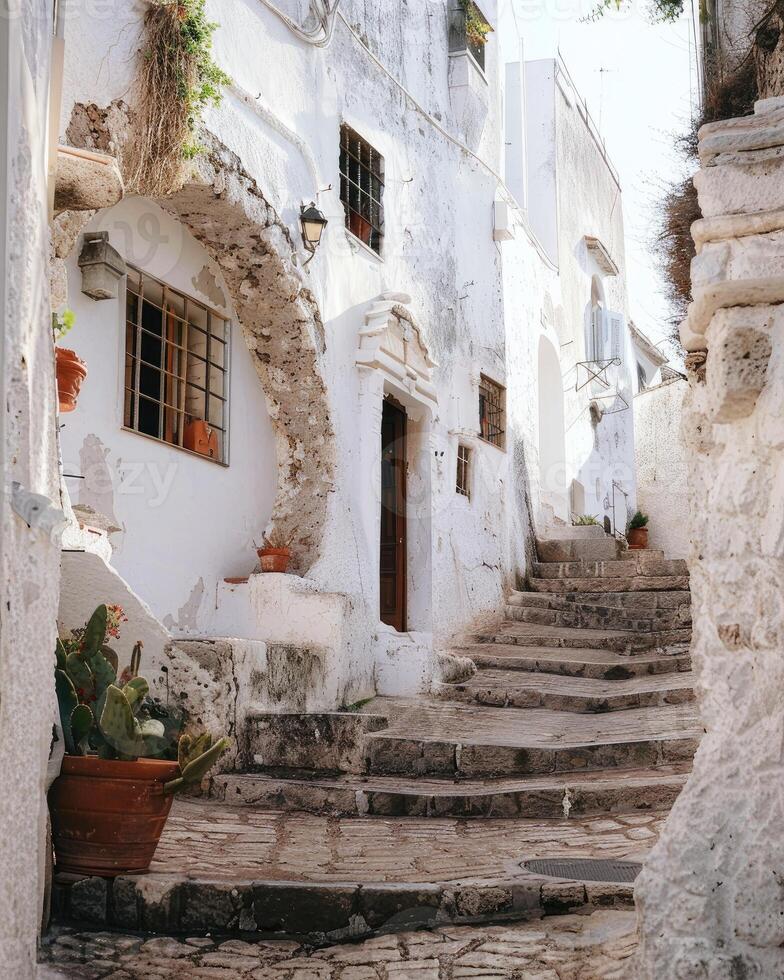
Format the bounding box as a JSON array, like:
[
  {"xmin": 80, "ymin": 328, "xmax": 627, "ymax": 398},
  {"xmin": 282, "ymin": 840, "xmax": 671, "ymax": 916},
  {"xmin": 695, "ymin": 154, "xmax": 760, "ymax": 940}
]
[{"xmin": 522, "ymin": 857, "xmax": 643, "ymax": 883}]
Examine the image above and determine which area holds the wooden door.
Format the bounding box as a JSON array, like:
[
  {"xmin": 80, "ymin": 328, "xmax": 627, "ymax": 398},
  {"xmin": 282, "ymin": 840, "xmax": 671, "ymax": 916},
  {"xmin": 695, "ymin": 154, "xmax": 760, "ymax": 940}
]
[{"xmin": 380, "ymin": 399, "xmax": 406, "ymax": 631}]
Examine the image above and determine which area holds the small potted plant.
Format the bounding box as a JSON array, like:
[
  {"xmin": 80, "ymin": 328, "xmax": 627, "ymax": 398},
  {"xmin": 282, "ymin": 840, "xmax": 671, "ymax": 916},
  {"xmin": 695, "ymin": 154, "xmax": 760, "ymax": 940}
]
[
  {"xmin": 256, "ymin": 530, "xmax": 293, "ymax": 573},
  {"xmin": 572, "ymin": 514, "xmax": 600, "ymax": 526},
  {"xmin": 627, "ymin": 510, "xmax": 649, "ymax": 550},
  {"xmin": 49, "ymin": 604, "xmax": 230, "ymax": 877},
  {"xmin": 53, "ymin": 309, "xmax": 87, "ymax": 413}
]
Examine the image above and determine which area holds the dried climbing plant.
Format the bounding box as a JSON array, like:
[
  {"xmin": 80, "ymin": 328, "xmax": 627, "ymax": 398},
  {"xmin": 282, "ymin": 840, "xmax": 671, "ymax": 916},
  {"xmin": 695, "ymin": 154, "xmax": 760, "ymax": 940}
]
[{"xmin": 123, "ymin": 0, "xmax": 231, "ymax": 197}]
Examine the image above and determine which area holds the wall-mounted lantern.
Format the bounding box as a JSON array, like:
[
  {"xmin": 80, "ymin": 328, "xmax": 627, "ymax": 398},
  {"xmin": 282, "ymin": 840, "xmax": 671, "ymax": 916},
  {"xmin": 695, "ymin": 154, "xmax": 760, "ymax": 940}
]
[
  {"xmin": 77, "ymin": 231, "xmax": 127, "ymax": 300},
  {"xmin": 299, "ymin": 202, "xmax": 328, "ymax": 264}
]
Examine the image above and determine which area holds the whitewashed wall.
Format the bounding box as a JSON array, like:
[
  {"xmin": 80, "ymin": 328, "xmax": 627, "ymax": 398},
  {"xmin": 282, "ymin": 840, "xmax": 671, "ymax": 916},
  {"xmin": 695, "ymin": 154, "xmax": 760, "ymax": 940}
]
[
  {"xmin": 59, "ymin": 198, "xmax": 277, "ymax": 628},
  {"xmin": 518, "ymin": 57, "xmax": 636, "ymax": 532},
  {"xmin": 0, "ymin": 3, "xmax": 62, "ymax": 977},
  {"xmin": 57, "ymin": 1, "xmax": 636, "ymax": 707},
  {"xmin": 634, "ymin": 378, "xmax": 689, "ymax": 559}
]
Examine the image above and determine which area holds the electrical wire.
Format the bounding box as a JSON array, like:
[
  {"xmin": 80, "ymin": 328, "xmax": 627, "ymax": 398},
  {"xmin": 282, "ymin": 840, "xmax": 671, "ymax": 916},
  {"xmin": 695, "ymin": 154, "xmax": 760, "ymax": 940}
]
[{"xmin": 256, "ymin": 0, "xmax": 342, "ymax": 47}]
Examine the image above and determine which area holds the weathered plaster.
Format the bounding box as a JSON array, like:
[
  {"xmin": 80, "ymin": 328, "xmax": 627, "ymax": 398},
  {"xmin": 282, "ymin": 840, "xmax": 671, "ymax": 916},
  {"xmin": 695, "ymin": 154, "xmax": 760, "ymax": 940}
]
[
  {"xmin": 634, "ymin": 379, "xmax": 689, "ymax": 560},
  {"xmin": 636, "ymin": 95, "xmax": 784, "ymax": 979},
  {"xmin": 0, "ymin": 9, "xmax": 62, "ymax": 978},
  {"xmin": 64, "ymin": 103, "xmax": 336, "ymax": 574}
]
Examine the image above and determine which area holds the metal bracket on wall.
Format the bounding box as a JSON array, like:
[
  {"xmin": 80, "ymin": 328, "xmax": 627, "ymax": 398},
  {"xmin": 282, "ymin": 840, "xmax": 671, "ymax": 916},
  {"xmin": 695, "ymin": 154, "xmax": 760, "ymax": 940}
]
[{"xmin": 575, "ymin": 357, "xmax": 620, "ymax": 393}]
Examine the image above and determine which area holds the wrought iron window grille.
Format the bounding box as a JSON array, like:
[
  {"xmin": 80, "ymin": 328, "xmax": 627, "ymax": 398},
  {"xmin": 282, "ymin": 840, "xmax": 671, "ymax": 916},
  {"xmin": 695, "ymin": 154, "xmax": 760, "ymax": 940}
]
[
  {"xmin": 124, "ymin": 265, "xmax": 230, "ymax": 464},
  {"xmin": 339, "ymin": 125, "xmax": 384, "ymax": 255}
]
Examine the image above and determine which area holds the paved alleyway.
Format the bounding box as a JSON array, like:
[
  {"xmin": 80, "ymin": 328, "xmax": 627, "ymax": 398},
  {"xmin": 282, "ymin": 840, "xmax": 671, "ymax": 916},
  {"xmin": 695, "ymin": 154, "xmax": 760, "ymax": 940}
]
[
  {"xmin": 44, "ymin": 531, "xmax": 694, "ymax": 975},
  {"xmin": 39, "ymin": 910, "xmax": 637, "ymax": 979}
]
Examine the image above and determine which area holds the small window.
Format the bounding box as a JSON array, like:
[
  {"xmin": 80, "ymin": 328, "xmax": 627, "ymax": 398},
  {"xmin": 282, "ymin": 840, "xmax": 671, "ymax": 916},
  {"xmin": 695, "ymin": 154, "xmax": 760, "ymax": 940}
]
[
  {"xmin": 124, "ymin": 266, "xmax": 229, "ymax": 464},
  {"xmin": 456, "ymin": 444, "xmax": 471, "ymax": 498},
  {"xmin": 479, "ymin": 375, "xmax": 505, "ymax": 449},
  {"xmin": 340, "ymin": 125, "xmax": 384, "ymax": 254},
  {"xmin": 637, "ymin": 362, "xmax": 647, "ymax": 390}
]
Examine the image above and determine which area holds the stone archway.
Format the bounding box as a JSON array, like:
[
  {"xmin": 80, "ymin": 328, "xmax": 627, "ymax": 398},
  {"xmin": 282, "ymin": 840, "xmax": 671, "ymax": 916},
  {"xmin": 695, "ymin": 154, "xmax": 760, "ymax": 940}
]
[{"xmin": 58, "ymin": 110, "xmax": 335, "ymax": 573}]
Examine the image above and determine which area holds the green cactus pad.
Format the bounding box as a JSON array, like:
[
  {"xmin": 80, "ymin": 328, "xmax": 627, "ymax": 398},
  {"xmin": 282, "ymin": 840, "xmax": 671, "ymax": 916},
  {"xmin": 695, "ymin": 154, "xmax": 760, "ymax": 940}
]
[
  {"xmin": 164, "ymin": 736, "xmax": 230, "ymax": 795},
  {"xmin": 122, "ymin": 676, "xmax": 149, "ymax": 712},
  {"xmin": 81, "ymin": 604, "xmax": 108, "ymax": 657},
  {"xmin": 65, "ymin": 652, "xmax": 95, "ymax": 702},
  {"xmin": 56, "ymin": 638, "xmax": 67, "ymax": 671},
  {"xmin": 55, "ymin": 668, "xmax": 78, "ymax": 754},
  {"xmin": 70, "ymin": 704, "xmax": 94, "ymax": 754}
]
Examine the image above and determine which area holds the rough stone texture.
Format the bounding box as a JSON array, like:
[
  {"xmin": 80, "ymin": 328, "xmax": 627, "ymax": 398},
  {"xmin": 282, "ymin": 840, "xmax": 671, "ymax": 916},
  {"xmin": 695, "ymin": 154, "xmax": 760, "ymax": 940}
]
[
  {"xmin": 636, "ymin": 95, "xmax": 784, "ymax": 978},
  {"xmin": 0, "ymin": 13, "xmax": 64, "ymax": 980},
  {"xmin": 64, "ymin": 103, "xmax": 335, "ymax": 573},
  {"xmin": 50, "ymin": 798, "xmax": 660, "ymax": 938},
  {"xmin": 40, "ymin": 911, "xmax": 638, "ymax": 978},
  {"xmin": 53, "ymin": 148, "xmax": 124, "ymax": 215}
]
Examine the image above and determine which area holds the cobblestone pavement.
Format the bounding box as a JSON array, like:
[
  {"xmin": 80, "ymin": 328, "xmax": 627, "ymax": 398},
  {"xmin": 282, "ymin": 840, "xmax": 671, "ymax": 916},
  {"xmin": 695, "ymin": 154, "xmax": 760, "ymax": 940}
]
[
  {"xmin": 151, "ymin": 800, "xmax": 664, "ymax": 882},
  {"xmin": 39, "ymin": 909, "xmax": 637, "ymax": 979}
]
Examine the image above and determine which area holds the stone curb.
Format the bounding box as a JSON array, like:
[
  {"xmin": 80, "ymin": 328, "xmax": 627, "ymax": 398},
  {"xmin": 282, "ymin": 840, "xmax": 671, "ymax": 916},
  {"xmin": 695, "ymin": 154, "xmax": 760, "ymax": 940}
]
[{"xmin": 53, "ymin": 872, "xmax": 634, "ymax": 942}]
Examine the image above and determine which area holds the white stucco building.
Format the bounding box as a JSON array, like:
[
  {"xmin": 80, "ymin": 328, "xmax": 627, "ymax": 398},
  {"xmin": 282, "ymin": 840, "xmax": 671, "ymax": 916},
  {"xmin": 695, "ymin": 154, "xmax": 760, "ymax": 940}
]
[{"xmin": 50, "ymin": 1, "xmax": 639, "ymax": 728}]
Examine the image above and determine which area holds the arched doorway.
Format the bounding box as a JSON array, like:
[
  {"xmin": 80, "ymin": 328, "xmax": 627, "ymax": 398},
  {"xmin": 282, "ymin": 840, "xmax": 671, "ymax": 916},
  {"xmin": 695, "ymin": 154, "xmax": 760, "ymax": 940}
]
[{"xmin": 537, "ymin": 336, "xmax": 568, "ymax": 522}]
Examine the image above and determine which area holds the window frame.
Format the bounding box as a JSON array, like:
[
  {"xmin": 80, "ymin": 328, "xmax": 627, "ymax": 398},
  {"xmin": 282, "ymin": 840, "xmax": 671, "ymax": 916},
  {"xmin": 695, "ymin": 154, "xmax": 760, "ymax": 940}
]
[
  {"xmin": 478, "ymin": 374, "xmax": 506, "ymax": 451},
  {"xmin": 456, "ymin": 443, "xmax": 472, "ymax": 499},
  {"xmin": 339, "ymin": 124, "xmax": 385, "ymax": 256},
  {"xmin": 122, "ymin": 264, "xmax": 232, "ymax": 467}
]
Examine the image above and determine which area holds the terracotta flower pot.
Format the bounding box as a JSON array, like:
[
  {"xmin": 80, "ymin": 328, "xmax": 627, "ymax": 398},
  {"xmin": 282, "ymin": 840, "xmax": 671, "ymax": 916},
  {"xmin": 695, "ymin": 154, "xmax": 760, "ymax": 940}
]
[
  {"xmin": 48, "ymin": 756, "xmax": 180, "ymax": 877},
  {"xmin": 627, "ymin": 527, "xmax": 649, "ymax": 550},
  {"xmin": 349, "ymin": 211, "xmax": 372, "ymax": 245},
  {"xmin": 55, "ymin": 347, "xmax": 87, "ymax": 413},
  {"xmin": 257, "ymin": 546, "xmax": 291, "ymax": 573}
]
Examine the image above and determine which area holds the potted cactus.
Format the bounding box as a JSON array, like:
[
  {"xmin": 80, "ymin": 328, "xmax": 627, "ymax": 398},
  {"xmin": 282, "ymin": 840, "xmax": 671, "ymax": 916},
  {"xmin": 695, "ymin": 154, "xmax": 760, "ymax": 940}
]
[
  {"xmin": 627, "ymin": 510, "xmax": 649, "ymax": 550},
  {"xmin": 49, "ymin": 604, "xmax": 230, "ymax": 876}
]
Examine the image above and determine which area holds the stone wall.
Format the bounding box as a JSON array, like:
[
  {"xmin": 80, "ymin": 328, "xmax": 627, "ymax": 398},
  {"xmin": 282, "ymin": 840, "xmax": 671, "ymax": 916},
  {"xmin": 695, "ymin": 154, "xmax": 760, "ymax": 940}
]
[
  {"xmin": 633, "ymin": 379, "xmax": 689, "ymax": 560},
  {"xmin": 0, "ymin": 8, "xmax": 63, "ymax": 979},
  {"xmin": 636, "ymin": 96, "xmax": 784, "ymax": 976}
]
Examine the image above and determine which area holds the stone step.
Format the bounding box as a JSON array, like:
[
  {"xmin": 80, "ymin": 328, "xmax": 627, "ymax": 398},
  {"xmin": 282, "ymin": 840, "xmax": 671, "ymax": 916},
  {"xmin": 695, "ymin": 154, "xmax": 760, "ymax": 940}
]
[
  {"xmin": 210, "ymin": 763, "xmax": 691, "ymax": 819},
  {"xmin": 505, "ymin": 604, "xmax": 687, "ymax": 633},
  {"xmin": 536, "ymin": 534, "xmax": 623, "ymax": 563},
  {"xmin": 243, "ymin": 711, "xmax": 388, "ymax": 773},
  {"xmin": 361, "ymin": 698, "xmax": 701, "ymax": 778},
  {"xmin": 439, "ymin": 668, "xmax": 695, "ymax": 712},
  {"xmin": 509, "ymin": 590, "xmax": 691, "ymax": 611},
  {"xmin": 456, "ymin": 643, "xmax": 692, "ymax": 679},
  {"xmin": 474, "ymin": 622, "xmax": 692, "ymax": 653},
  {"xmin": 52, "ymin": 799, "xmax": 658, "ymax": 939},
  {"xmin": 533, "ymin": 558, "xmax": 687, "ymax": 580},
  {"xmin": 528, "ymin": 575, "xmax": 690, "ymax": 594}
]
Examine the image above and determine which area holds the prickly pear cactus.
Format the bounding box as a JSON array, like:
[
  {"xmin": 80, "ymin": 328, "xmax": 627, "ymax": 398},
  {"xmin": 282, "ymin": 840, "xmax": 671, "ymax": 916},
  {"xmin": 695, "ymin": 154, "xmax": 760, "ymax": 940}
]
[{"xmin": 53, "ymin": 604, "xmax": 229, "ymax": 783}]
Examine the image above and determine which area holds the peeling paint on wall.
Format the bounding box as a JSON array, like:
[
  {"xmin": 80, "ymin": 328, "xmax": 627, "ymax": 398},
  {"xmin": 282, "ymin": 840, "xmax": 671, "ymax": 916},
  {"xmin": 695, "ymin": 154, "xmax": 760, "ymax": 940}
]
[{"xmin": 78, "ymin": 433, "xmax": 118, "ymax": 525}]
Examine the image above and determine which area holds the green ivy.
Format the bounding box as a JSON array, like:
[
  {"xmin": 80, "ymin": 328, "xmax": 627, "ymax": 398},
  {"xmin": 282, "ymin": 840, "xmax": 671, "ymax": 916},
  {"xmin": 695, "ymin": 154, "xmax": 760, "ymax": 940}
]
[{"xmin": 171, "ymin": 0, "xmax": 232, "ymax": 159}]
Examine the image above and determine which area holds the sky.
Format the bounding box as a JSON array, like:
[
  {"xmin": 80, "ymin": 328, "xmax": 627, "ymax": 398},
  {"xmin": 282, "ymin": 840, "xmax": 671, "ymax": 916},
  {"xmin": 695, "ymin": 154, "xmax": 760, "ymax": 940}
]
[{"xmin": 515, "ymin": 0, "xmax": 700, "ymax": 356}]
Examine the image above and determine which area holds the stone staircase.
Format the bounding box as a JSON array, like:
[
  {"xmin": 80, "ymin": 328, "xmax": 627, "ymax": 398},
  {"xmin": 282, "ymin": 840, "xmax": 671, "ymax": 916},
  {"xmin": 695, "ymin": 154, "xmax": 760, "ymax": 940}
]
[{"xmin": 53, "ymin": 529, "xmax": 698, "ymax": 944}]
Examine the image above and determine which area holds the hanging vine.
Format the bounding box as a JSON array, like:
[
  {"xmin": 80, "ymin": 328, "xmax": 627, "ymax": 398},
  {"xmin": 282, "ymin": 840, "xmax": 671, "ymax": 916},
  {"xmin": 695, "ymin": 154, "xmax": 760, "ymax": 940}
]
[
  {"xmin": 124, "ymin": 0, "xmax": 231, "ymax": 197},
  {"xmin": 459, "ymin": 0, "xmax": 492, "ymax": 47}
]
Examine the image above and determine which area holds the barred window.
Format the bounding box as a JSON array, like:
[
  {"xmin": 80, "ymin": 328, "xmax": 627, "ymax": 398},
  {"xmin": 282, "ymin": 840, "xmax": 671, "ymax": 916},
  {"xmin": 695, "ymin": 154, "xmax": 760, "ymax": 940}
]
[
  {"xmin": 479, "ymin": 375, "xmax": 505, "ymax": 450},
  {"xmin": 456, "ymin": 444, "xmax": 472, "ymax": 498},
  {"xmin": 124, "ymin": 266, "xmax": 229, "ymax": 464},
  {"xmin": 340, "ymin": 125, "xmax": 384, "ymax": 254}
]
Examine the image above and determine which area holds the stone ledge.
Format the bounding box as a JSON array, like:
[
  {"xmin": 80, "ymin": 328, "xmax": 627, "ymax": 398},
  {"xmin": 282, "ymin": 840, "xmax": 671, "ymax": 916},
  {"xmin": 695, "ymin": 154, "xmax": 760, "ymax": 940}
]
[{"xmin": 52, "ymin": 872, "xmax": 632, "ymax": 942}]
